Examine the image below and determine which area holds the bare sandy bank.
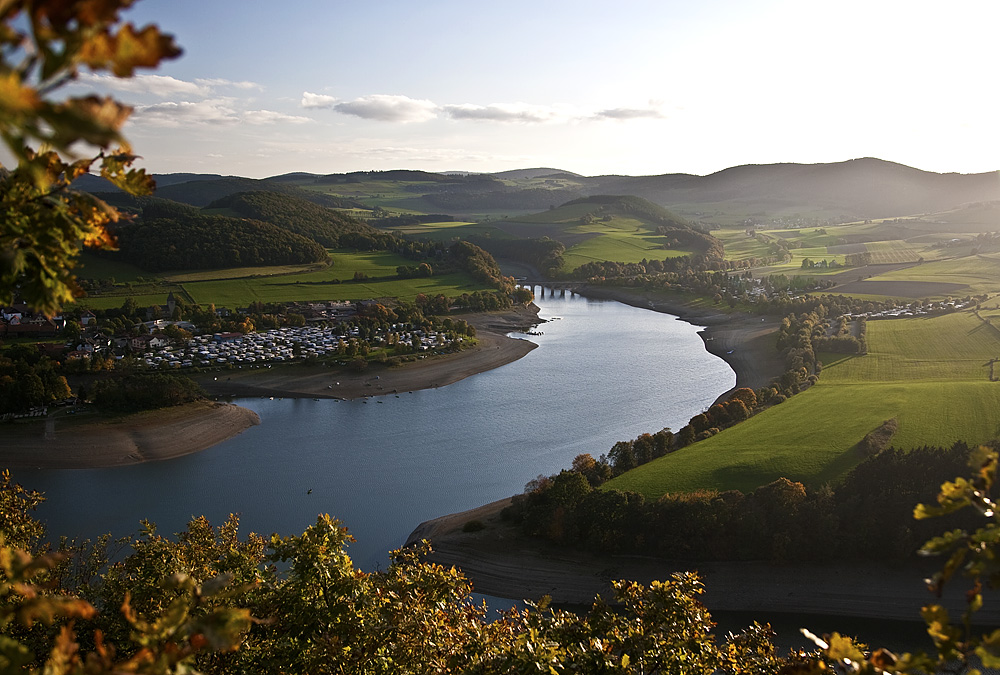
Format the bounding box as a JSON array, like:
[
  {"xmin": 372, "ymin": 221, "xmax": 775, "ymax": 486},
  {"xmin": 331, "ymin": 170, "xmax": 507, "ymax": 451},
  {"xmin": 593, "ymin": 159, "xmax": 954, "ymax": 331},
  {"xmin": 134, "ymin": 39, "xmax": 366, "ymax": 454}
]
[
  {"xmin": 0, "ymin": 400, "xmax": 260, "ymax": 469},
  {"xmin": 407, "ymin": 498, "xmax": 1000, "ymax": 624},
  {"xmin": 193, "ymin": 305, "xmax": 541, "ymax": 400},
  {"xmin": 0, "ymin": 307, "xmax": 540, "ymax": 471}
]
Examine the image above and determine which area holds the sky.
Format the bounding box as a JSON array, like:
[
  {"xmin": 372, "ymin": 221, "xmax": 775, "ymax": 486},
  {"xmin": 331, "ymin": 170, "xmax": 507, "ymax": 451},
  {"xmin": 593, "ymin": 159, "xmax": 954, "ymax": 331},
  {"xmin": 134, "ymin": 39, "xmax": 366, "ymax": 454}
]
[{"xmin": 51, "ymin": 0, "xmax": 1000, "ymax": 178}]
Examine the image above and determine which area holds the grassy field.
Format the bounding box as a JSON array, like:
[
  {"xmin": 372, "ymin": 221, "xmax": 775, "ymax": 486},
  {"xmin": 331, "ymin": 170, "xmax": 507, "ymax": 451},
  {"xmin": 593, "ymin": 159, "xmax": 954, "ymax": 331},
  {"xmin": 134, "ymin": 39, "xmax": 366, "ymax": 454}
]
[
  {"xmin": 162, "ymin": 262, "xmax": 330, "ymax": 283},
  {"xmin": 73, "ymin": 250, "xmax": 491, "ymax": 309},
  {"xmin": 869, "ymin": 256, "xmax": 1000, "ymax": 297},
  {"xmin": 560, "ymin": 217, "xmax": 689, "ymax": 269},
  {"xmin": 180, "ymin": 250, "xmax": 490, "ymax": 306},
  {"xmin": 374, "ymin": 221, "xmax": 509, "ymax": 241},
  {"xmin": 494, "ymin": 203, "xmax": 700, "ymax": 271},
  {"xmin": 608, "ymin": 310, "xmax": 1000, "ymax": 497},
  {"xmin": 182, "ymin": 272, "xmax": 484, "ymax": 306}
]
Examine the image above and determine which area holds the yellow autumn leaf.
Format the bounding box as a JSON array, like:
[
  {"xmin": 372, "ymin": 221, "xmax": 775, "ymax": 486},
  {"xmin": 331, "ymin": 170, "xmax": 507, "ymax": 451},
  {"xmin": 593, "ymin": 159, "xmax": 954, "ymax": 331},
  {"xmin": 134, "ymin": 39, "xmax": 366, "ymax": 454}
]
[{"xmin": 0, "ymin": 71, "xmax": 40, "ymax": 114}]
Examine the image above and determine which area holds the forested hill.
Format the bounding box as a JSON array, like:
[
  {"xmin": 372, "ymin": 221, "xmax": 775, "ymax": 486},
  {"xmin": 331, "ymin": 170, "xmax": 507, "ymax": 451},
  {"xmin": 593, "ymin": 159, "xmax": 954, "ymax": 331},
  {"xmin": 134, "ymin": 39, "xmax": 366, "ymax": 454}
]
[
  {"xmin": 74, "ymin": 173, "xmax": 363, "ymax": 210},
  {"xmin": 584, "ymin": 158, "xmax": 1000, "ymax": 218},
  {"xmin": 112, "ymin": 214, "xmax": 329, "ymax": 271},
  {"xmin": 156, "ymin": 177, "xmax": 362, "ymax": 209},
  {"xmin": 207, "ymin": 191, "xmax": 378, "ymax": 247}
]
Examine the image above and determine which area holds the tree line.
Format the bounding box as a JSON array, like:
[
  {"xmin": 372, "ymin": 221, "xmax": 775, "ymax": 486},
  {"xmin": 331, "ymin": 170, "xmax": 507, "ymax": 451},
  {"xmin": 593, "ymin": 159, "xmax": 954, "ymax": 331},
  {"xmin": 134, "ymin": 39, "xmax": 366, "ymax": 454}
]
[
  {"xmin": 4, "ymin": 448, "xmax": 1000, "ymax": 675},
  {"xmin": 503, "ymin": 441, "xmax": 981, "ymax": 563},
  {"xmin": 0, "ymin": 345, "xmax": 71, "ymax": 414}
]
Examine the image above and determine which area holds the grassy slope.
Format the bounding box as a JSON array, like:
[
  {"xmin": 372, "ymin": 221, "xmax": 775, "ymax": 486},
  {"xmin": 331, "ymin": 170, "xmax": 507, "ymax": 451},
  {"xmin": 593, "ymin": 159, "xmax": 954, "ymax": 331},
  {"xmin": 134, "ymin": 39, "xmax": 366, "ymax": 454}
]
[
  {"xmin": 607, "ymin": 311, "xmax": 1000, "ymax": 497},
  {"xmin": 498, "ymin": 202, "xmax": 700, "ymax": 270}
]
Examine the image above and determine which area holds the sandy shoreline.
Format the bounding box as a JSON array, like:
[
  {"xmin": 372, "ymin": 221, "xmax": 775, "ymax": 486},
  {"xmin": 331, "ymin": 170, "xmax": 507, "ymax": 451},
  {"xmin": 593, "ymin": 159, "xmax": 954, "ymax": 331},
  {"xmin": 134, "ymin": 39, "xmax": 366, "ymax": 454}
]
[
  {"xmin": 192, "ymin": 305, "xmax": 541, "ymax": 400},
  {"xmin": 0, "ymin": 400, "xmax": 260, "ymax": 469},
  {"xmin": 0, "ymin": 306, "xmax": 542, "ymax": 470},
  {"xmin": 407, "ymin": 497, "xmax": 1000, "ymax": 624}
]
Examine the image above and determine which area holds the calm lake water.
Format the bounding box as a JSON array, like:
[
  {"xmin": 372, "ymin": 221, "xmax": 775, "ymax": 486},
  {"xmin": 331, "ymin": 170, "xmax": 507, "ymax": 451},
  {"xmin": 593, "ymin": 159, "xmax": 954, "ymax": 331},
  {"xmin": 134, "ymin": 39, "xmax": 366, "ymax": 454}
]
[
  {"xmin": 20, "ymin": 289, "xmax": 733, "ymax": 570},
  {"xmin": 14, "ymin": 290, "xmax": 942, "ymax": 651}
]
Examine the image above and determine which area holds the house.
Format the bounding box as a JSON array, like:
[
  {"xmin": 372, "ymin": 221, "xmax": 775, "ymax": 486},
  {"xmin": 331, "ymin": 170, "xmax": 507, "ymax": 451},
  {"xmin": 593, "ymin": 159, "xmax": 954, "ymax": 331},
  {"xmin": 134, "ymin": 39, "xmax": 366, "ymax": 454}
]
[
  {"xmin": 143, "ymin": 319, "xmax": 170, "ymax": 333},
  {"xmin": 3, "ymin": 317, "xmax": 58, "ymax": 337},
  {"xmin": 80, "ymin": 309, "xmax": 97, "ymax": 326},
  {"xmin": 131, "ymin": 334, "xmax": 168, "ymax": 351},
  {"xmin": 214, "ymin": 332, "xmax": 243, "ymax": 343}
]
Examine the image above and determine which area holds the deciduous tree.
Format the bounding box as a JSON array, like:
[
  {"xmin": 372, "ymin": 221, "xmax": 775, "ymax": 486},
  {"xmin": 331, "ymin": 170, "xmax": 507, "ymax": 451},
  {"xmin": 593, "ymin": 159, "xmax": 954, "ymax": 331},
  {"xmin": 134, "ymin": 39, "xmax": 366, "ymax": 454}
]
[{"xmin": 0, "ymin": 0, "xmax": 180, "ymax": 315}]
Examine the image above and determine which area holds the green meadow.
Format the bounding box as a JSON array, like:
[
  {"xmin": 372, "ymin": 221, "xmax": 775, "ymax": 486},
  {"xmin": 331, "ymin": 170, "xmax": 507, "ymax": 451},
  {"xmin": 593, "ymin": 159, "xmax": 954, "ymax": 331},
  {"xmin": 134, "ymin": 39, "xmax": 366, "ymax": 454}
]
[
  {"xmin": 870, "ymin": 255, "xmax": 1000, "ymax": 296},
  {"xmin": 73, "ymin": 250, "xmax": 491, "ymax": 309},
  {"xmin": 608, "ymin": 310, "xmax": 1000, "ymax": 497}
]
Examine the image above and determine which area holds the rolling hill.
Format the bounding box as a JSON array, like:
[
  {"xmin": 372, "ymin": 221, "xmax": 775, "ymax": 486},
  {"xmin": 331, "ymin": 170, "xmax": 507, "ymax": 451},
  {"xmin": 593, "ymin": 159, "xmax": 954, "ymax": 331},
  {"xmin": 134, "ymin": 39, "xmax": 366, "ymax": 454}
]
[{"xmin": 581, "ymin": 158, "xmax": 1000, "ymax": 221}]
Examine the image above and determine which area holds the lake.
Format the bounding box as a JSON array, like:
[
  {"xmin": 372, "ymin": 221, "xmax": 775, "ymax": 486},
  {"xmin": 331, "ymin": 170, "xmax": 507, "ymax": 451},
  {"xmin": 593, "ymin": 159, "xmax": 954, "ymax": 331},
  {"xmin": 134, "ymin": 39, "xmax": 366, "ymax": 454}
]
[{"xmin": 19, "ymin": 289, "xmax": 734, "ymax": 571}]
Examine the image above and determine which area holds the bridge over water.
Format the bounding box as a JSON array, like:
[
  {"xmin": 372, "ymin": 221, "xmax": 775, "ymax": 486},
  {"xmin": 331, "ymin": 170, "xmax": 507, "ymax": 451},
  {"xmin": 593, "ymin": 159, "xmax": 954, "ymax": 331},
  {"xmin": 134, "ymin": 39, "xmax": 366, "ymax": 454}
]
[{"xmin": 515, "ymin": 281, "xmax": 585, "ymax": 299}]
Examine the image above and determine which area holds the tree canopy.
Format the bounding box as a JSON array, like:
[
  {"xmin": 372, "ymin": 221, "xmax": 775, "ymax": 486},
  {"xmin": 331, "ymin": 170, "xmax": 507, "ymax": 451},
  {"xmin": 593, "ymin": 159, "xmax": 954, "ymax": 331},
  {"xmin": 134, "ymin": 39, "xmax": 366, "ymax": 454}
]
[{"xmin": 0, "ymin": 0, "xmax": 180, "ymax": 315}]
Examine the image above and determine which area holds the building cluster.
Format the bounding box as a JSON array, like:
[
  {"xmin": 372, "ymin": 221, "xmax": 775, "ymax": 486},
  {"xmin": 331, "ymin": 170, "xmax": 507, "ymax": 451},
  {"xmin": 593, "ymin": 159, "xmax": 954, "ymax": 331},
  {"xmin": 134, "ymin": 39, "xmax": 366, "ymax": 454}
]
[
  {"xmin": 851, "ymin": 299, "xmax": 974, "ymax": 320},
  {"xmin": 0, "ymin": 303, "xmax": 66, "ymax": 338},
  {"xmin": 142, "ymin": 324, "xmax": 460, "ymax": 369}
]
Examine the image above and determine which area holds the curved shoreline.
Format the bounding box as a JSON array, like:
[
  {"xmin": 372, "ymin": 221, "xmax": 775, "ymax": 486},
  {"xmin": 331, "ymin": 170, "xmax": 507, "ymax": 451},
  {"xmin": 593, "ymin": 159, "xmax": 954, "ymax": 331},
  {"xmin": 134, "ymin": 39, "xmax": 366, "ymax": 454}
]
[
  {"xmin": 407, "ymin": 497, "xmax": 1000, "ymax": 624},
  {"xmin": 0, "ymin": 306, "xmax": 542, "ymax": 470},
  {"xmin": 0, "ymin": 400, "xmax": 260, "ymax": 469},
  {"xmin": 192, "ymin": 305, "xmax": 541, "ymax": 401},
  {"xmin": 405, "ymin": 289, "xmax": 988, "ymax": 624},
  {"xmin": 576, "ymin": 286, "xmax": 785, "ymax": 400}
]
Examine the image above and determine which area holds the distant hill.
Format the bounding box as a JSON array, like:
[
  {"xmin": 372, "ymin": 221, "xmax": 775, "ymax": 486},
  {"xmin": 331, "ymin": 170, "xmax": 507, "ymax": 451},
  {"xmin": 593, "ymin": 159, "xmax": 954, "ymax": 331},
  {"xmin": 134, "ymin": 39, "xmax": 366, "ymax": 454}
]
[
  {"xmin": 155, "ymin": 177, "xmax": 361, "ymax": 210},
  {"xmin": 490, "ymin": 168, "xmax": 583, "ymax": 180},
  {"xmin": 71, "ymin": 172, "xmax": 228, "ymax": 193},
  {"xmin": 582, "ymin": 158, "xmax": 1000, "ymax": 220},
  {"xmin": 315, "ymin": 169, "xmax": 453, "ymax": 184},
  {"xmin": 207, "ymin": 191, "xmax": 378, "ymax": 247},
  {"xmin": 79, "ymin": 158, "xmax": 1000, "ymax": 226}
]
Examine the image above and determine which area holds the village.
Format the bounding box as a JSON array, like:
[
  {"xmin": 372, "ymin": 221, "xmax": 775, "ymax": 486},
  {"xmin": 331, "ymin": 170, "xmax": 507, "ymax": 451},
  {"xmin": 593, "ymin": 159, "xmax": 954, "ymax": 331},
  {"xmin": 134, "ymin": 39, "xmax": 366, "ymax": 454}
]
[
  {"xmin": 141, "ymin": 323, "xmax": 462, "ymax": 370},
  {"xmin": 0, "ymin": 295, "xmax": 468, "ymax": 373}
]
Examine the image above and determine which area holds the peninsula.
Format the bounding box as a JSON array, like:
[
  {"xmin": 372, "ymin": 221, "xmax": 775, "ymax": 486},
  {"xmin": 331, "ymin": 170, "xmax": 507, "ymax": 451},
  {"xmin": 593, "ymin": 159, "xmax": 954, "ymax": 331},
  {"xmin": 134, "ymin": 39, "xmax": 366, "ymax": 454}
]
[{"xmin": 0, "ymin": 306, "xmax": 542, "ymax": 469}]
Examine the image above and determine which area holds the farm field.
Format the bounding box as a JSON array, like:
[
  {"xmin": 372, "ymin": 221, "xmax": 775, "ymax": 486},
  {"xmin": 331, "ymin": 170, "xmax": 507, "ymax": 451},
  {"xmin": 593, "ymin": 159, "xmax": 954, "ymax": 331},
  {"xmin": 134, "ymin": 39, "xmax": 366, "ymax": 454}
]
[
  {"xmin": 74, "ymin": 250, "xmax": 490, "ymax": 309},
  {"xmin": 866, "ymin": 255, "xmax": 1000, "ymax": 297},
  {"xmin": 162, "ymin": 262, "xmax": 330, "ymax": 283},
  {"xmin": 375, "ymin": 221, "xmax": 507, "ymax": 241},
  {"xmin": 608, "ymin": 310, "xmax": 1000, "ymax": 497},
  {"xmin": 497, "ymin": 203, "xmax": 700, "ymax": 271},
  {"xmin": 183, "ymin": 272, "xmax": 484, "ymax": 307}
]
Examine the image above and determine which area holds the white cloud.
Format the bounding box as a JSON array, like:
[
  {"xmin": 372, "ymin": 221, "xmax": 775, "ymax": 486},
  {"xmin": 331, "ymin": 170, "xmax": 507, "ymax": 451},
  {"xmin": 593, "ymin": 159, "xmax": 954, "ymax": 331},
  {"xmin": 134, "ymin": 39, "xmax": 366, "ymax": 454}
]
[
  {"xmin": 243, "ymin": 109, "xmax": 312, "ymax": 125},
  {"xmin": 79, "ymin": 73, "xmax": 210, "ymax": 97},
  {"xmin": 332, "ymin": 94, "xmax": 437, "ymax": 123},
  {"xmin": 134, "ymin": 100, "xmax": 239, "ymax": 126},
  {"xmin": 195, "ymin": 78, "xmax": 261, "ymax": 90},
  {"xmin": 133, "ymin": 100, "xmax": 306, "ymax": 127},
  {"xmin": 594, "ymin": 107, "xmax": 664, "ymax": 121},
  {"xmin": 301, "ymin": 92, "xmax": 338, "ymax": 109},
  {"xmin": 78, "ymin": 74, "xmax": 265, "ymax": 99},
  {"xmin": 442, "ymin": 103, "xmax": 567, "ymax": 124}
]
